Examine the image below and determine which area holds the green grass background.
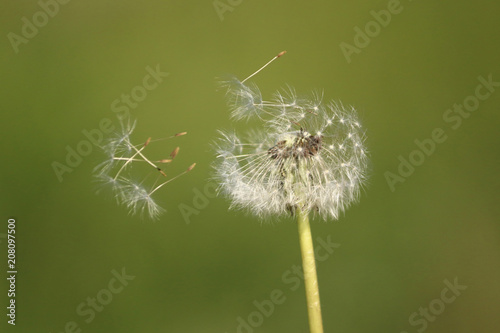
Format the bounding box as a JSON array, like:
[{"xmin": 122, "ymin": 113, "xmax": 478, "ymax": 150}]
[{"xmin": 1, "ymin": 1, "xmax": 499, "ymax": 332}]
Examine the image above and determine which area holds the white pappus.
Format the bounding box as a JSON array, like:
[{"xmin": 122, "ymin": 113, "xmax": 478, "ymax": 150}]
[{"xmin": 214, "ymin": 55, "xmax": 368, "ymax": 220}]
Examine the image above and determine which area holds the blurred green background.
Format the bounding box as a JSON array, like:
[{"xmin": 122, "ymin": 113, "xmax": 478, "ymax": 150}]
[{"xmin": 1, "ymin": 1, "xmax": 499, "ymax": 332}]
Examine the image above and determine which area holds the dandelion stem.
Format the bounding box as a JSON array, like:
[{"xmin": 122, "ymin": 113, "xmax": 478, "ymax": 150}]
[{"xmin": 297, "ymin": 208, "xmax": 324, "ymax": 333}]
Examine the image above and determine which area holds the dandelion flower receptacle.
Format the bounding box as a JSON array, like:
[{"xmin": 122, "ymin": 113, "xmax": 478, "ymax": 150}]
[{"xmin": 214, "ymin": 52, "xmax": 369, "ymax": 333}]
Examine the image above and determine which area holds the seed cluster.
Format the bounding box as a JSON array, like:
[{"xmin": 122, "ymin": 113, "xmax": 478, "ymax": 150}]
[
  {"xmin": 215, "ymin": 78, "xmax": 369, "ymax": 220},
  {"xmin": 268, "ymin": 130, "xmax": 323, "ymax": 160},
  {"xmin": 94, "ymin": 119, "xmax": 195, "ymax": 219}
]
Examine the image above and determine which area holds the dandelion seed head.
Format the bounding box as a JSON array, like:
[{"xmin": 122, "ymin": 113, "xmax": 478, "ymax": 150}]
[{"xmin": 215, "ymin": 81, "xmax": 369, "ymax": 220}]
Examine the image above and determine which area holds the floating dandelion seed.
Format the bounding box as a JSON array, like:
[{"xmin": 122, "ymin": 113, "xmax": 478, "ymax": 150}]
[
  {"xmin": 94, "ymin": 118, "xmax": 195, "ymax": 220},
  {"xmin": 214, "ymin": 52, "xmax": 369, "ymax": 333}
]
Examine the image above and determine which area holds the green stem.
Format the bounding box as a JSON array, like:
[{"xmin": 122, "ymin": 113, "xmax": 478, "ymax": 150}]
[{"xmin": 297, "ymin": 208, "xmax": 324, "ymax": 333}]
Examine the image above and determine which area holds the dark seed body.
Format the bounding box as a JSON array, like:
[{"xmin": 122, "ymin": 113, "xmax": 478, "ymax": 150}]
[{"xmin": 268, "ymin": 131, "xmax": 323, "ymax": 160}]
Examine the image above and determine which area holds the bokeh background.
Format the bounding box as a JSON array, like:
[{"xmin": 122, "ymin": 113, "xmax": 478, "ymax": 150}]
[{"xmin": 1, "ymin": 1, "xmax": 499, "ymax": 332}]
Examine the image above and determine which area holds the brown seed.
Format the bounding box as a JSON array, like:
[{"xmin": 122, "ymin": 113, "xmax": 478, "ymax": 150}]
[
  {"xmin": 175, "ymin": 132, "xmax": 187, "ymax": 137},
  {"xmin": 277, "ymin": 50, "xmax": 287, "ymax": 58},
  {"xmin": 144, "ymin": 137, "xmax": 152, "ymax": 147},
  {"xmin": 170, "ymin": 147, "xmax": 180, "ymax": 159},
  {"xmin": 158, "ymin": 159, "xmax": 172, "ymax": 163},
  {"xmin": 187, "ymin": 163, "xmax": 196, "ymax": 172}
]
